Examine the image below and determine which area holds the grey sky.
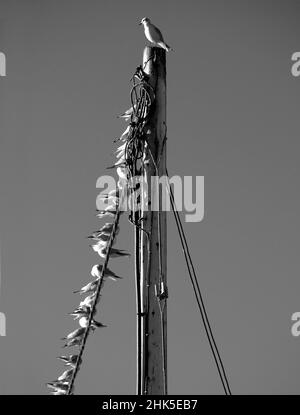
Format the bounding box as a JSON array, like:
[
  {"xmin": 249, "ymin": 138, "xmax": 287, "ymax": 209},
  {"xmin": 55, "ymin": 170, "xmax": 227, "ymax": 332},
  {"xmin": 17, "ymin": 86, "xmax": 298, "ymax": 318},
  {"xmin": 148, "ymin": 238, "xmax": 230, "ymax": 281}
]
[{"xmin": 0, "ymin": 0, "xmax": 300, "ymax": 394}]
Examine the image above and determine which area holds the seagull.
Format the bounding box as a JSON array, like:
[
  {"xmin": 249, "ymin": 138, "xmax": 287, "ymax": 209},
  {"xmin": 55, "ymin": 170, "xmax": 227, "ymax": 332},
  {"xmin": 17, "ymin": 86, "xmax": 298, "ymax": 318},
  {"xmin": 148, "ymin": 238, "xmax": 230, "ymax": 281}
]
[
  {"xmin": 91, "ymin": 264, "xmax": 122, "ymax": 281},
  {"xmin": 50, "ymin": 390, "xmax": 67, "ymax": 395},
  {"xmin": 57, "ymin": 355, "xmax": 80, "ymax": 367},
  {"xmin": 91, "ymin": 241, "xmax": 108, "ymax": 255},
  {"xmin": 79, "ymin": 294, "xmax": 96, "ymax": 309},
  {"xmin": 98, "ymin": 247, "xmax": 130, "ymax": 259},
  {"xmin": 88, "ymin": 232, "xmax": 112, "ymax": 244},
  {"xmin": 69, "ymin": 305, "xmax": 90, "ymax": 320},
  {"xmin": 96, "ymin": 208, "xmax": 117, "ymax": 219},
  {"xmin": 47, "ymin": 381, "xmax": 69, "ymax": 391},
  {"xmin": 118, "ymin": 106, "xmax": 136, "ymax": 121},
  {"xmin": 114, "ymin": 125, "xmax": 131, "ymax": 143},
  {"xmin": 62, "ymin": 337, "xmax": 83, "ymax": 348},
  {"xmin": 87, "ymin": 223, "xmax": 119, "ymax": 238},
  {"xmin": 116, "ymin": 167, "xmax": 127, "ymax": 180},
  {"xmin": 61, "ymin": 327, "xmax": 85, "ymax": 341},
  {"xmin": 99, "ymin": 222, "xmax": 118, "ymax": 235},
  {"xmin": 78, "ymin": 316, "xmax": 107, "ymax": 329},
  {"xmin": 139, "ymin": 17, "xmax": 172, "ymax": 52},
  {"xmin": 115, "ymin": 142, "xmax": 127, "ymax": 156},
  {"xmin": 57, "ymin": 368, "xmax": 74, "ymax": 382},
  {"xmin": 73, "ymin": 280, "xmax": 99, "ymax": 295}
]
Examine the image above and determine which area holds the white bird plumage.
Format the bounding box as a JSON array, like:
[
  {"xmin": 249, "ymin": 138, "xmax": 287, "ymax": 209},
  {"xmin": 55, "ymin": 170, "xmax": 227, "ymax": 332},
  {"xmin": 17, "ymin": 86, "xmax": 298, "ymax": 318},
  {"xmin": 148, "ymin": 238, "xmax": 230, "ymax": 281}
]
[
  {"xmin": 139, "ymin": 17, "xmax": 172, "ymax": 52},
  {"xmin": 69, "ymin": 305, "xmax": 90, "ymax": 320},
  {"xmin": 47, "ymin": 381, "xmax": 68, "ymax": 392},
  {"xmin": 61, "ymin": 327, "xmax": 85, "ymax": 341},
  {"xmin": 98, "ymin": 246, "xmax": 130, "ymax": 259},
  {"xmin": 91, "ymin": 264, "xmax": 122, "ymax": 280},
  {"xmin": 79, "ymin": 294, "xmax": 96, "ymax": 309},
  {"xmin": 62, "ymin": 336, "xmax": 83, "ymax": 348},
  {"xmin": 78, "ymin": 316, "xmax": 107, "ymax": 329},
  {"xmin": 57, "ymin": 355, "xmax": 80, "ymax": 367},
  {"xmin": 57, "ymin": 368, "xmax": 74, "ymax": 382},
  {"xmin": 73, "ymin": 280, "xmax": 98, "ymax": 295}
]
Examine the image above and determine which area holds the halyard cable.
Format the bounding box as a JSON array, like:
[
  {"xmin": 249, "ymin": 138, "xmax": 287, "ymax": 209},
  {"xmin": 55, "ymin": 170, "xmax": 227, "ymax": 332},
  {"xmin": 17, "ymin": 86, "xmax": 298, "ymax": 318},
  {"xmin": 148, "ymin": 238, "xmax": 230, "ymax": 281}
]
[
  {"xmin": 165, "ymin": 168, "xmax": 232, "ymax": 395},
  {"xmin": 54, "ymin": 70, "xmax": 151, "ymax": 394},
  {"xmin": 145, "ymin": 142, "xmax": 168, "ymax": 395},
  {"xmin": 106, "ymin": 57, "xmax": 231, "ymax": 395},
  {"xmin": 67, "ymin": 205, "xmax": 122, "ymax": 395},
  {"xmin": 133, "ymin": 183, "xmax": 142, "ymax": 395},
  {"xmin": 126, "ymin": 67, "xmax": 154, "ymax": 394},
  {"xmin": 129, "ymin": 80, "xmax": 144, "ymax": 394}
]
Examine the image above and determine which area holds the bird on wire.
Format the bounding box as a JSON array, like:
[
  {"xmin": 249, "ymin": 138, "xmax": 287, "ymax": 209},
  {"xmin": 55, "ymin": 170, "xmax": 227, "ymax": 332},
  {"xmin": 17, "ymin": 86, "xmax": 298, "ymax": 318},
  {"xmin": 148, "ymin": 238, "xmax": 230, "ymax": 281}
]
[
  {"xmin": 139, "ymin": 17, "xmax": 173, "ymax": 52},
  {"xmin": 57, "ymin": 355, "xmax": 81, "ymax": 367},
  {"xmin": 62, "ymin": 337, "xmax": 83, "ymax": 348},
  {"xmin": 91, "ymin": 264, "xmax": 122, "ymax": 280},
  {"xmin": 61, "ymin": 327, "xmax": 85, "ymax": 342},
  {"xmin": 78, "ymin": 316, "xmax": 106, "ymax": 329},
  {"xmin": 69, "ymin": 305, "xmax": 90, "ymax": 320}
]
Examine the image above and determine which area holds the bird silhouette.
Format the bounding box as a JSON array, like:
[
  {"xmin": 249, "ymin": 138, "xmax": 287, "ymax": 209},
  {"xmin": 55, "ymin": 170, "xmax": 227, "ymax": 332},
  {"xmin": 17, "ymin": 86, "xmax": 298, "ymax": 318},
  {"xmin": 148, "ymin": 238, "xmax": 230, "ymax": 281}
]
[
  {"xmin": 98, "ymin": 247, "xmax": 130, "ymax": 259},
  {"xmin": 73, "ymin": 280, "xmax": 98, "ymax": 295},
  {"xmin": 57, "ymin": 355, "xmax": 80, "ymax": 367},
  {"xmin": 61, "ymin": 327, "xmax": 85, "ymax": 341},
  {"xmin": 91, "ymin": 264, "xmax": 122, "ymax": 280},
  {"xmin": 62, "ymin": 337, "xmax": 83, "ymax": 348},
  {"xmin": 57, "ymin": 368, "xmax": 74, "ymax": 382},
  {"xmin": 78, "ymin": 316, "xmax": 107, "ymax": 329},
  {"xmin": 139, "ymin": 17, "xmax": 172, "ymax": 52}
]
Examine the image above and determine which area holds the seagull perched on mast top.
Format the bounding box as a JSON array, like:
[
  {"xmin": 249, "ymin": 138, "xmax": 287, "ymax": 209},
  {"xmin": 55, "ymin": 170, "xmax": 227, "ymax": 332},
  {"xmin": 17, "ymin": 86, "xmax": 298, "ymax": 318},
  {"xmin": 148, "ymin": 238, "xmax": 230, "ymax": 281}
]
[{"xmin": 139, "ymin": 17, "xmax": 172, "ymax": 52}]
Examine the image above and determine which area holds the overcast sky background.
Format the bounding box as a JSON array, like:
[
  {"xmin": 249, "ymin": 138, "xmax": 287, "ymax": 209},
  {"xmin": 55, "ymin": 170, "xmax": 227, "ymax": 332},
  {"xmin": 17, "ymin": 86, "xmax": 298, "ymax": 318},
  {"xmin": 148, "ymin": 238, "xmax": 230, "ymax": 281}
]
[{"xmin": 0, "ymin": 0, "xmax": 300, "ymax": 394}]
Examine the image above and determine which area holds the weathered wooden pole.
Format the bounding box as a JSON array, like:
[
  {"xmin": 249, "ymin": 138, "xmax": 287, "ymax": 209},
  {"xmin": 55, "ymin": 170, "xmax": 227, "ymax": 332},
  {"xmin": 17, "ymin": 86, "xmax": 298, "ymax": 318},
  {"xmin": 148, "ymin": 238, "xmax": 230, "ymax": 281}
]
[{"xmin": 139, "ymin": 46, "xmax": 168, "ymax": 395}]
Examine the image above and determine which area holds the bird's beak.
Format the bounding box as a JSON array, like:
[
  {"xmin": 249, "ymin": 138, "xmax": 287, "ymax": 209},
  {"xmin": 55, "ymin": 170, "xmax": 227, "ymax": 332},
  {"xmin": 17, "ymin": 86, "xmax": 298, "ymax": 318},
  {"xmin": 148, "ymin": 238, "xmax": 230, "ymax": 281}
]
[{"xmin": 139, "ymin": 21, "xmax": 142, "ymax": 25}]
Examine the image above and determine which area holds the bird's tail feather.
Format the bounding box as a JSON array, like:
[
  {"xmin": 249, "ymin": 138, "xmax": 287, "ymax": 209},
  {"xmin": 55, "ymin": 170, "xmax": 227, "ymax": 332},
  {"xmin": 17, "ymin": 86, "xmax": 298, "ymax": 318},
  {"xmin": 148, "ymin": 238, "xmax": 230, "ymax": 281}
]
[{"xmin": 157, "ymin": 42, "xmax": 173, "ymax": 52}]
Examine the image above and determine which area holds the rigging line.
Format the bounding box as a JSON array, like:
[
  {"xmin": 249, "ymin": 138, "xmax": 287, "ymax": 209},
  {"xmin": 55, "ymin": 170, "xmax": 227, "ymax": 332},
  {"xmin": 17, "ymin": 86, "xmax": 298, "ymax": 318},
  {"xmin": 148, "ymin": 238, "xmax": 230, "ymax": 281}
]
[
  {"xmin": 140, "ymin": 156, "xmax": 153, "ymax": 395},
  {"xmin": 127, "ymin": 83, "xmax": 151, "ymax": 394},
  {"xmin": 145, "ymin": 143, "xmax": 167, "ymax": 395},
  {"xmin": 154, "ymin": 168, "xmax": 167, "ymax": 395},
  {"xmin": 168, "ymin": 192, "xmax": 229, "ymax": 395},
  {"xmin": 130, "ymin": 143, "xmax": 142, "ymax": 396},
  {"xmin": 134, "ymin": 212, "xmax": 142, "ymax": 395},
  {"xmin": 156, "ymin": 207, "xmax": 167, "ymax": 397},
  {"xmin": 66, "ymin": 70, "xmax": 152, "ymax": 395},
  {"xmin": 168, "ymin": 190, "xmax": 229, "ymax": 395},
  {"xmin": 131, "ymin": 147, "xmax": 146, "ymax": 396},
  {"xmin": 139, "ymin": 215, "xmax": 151, "ymax": 394},
  {"xmin": 144, "ymin": 142, "xmax": 163, "ymax": 284},
  {"xmin": 133, "ymin": 216, "xmax": 152, "ymax": 395},
  {"xmin": 127, "ymin": 140, "xmax": 142, "ymax": 395},
  {"xmin": 173, "ymin": 203, "xmax": 232, "ymax": 396},
  {"xmin": 156, "ymin": 285, "xmax": 167, "ymax": 395},
  {"xmin": 131, "ymin": 165, "xmax": 142, "ymax": 396},
  {"xmin": 128, "ymin": 71, "xmax": 166, "ymax": 394},
  {"xmin": 165, "ymin": 169, "xmax": 232, "ymax": 395},
  {"xmin": 67, "ymin": 204, "xmax": 122, "ymax": 395},
  {"xmin": 135, "ymin": 134, "xmax": 161, "ymax": 394},
  {"xmin": 126, "ymin": 144, "xmax": 142, "ymax": 398}
]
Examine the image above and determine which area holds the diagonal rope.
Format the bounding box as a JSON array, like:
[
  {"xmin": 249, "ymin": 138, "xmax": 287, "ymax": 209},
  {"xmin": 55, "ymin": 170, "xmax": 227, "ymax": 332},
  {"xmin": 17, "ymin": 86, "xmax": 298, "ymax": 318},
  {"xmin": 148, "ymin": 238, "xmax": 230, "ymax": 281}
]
[
  {"xmin": 128, "ymin": 69, "xmax": 150, "ymax": 395},
  {"xmin": 166, "ymin": 168, "xmax": 232, "ymax": 395},
  {"xmin": 67, "ymin": 65, "xmax": 152, "ymax": 394},
  {"xmin": 145, "ymin": 143, "xmax": 168, "ymax": 395},
  {"xmin": 67, "ymin": 207, "xmax": 122, "ymax": 395}
]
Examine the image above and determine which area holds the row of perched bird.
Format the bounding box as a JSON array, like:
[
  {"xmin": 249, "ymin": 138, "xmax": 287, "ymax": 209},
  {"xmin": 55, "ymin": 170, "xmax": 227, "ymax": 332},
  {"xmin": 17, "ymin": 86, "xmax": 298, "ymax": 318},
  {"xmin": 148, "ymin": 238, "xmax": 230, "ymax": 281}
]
[{"xmin": 47, "ymin": 106, "xmax": 136, "ymax": 395}]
